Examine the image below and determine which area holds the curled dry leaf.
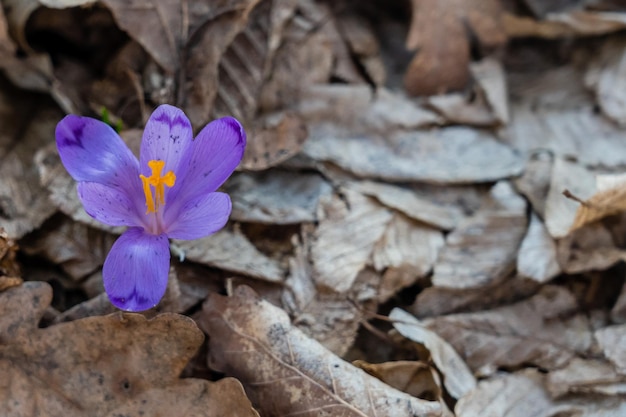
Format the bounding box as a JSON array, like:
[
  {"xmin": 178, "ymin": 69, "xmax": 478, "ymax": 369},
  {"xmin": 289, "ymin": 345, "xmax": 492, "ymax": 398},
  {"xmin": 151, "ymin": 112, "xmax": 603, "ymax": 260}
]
[
  {"xmin": 423, "ymin": 286, "xmax": 592, "ymax": 374},
  {"xmin": 391, "ymin": 308, "xmax": 476, "ymax": 400},
  {"xmin": 432, "ymin": 181, "xmax": 527, "ymax": 289},
  {"xmin": 198, "ymin": 285, "xmax": 441, "ymax": 417},
  {"xmin": 0, "ymin": 282, "xmax": 258, "ymax": 417}
]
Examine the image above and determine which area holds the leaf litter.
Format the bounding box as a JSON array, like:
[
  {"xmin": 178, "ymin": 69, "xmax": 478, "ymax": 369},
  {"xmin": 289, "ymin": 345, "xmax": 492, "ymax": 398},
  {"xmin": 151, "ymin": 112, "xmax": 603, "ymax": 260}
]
[{"xmin": 3, "ymin": 0, "xmax": 626, "ymax": 415}]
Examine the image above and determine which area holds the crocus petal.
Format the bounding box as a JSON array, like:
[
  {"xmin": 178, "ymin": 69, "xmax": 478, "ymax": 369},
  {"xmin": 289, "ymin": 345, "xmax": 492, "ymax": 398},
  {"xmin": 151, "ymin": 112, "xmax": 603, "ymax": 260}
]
[
  {"xmin": 168, "ymin": 117, "xmax": 245, "ymax": 204},
  {"xmin": 56, "ymin": 115, "xmax": 140, "ymax": 191},
  {"xmin": 140, "ymin": 104, "xmax": 193, "ymax": 182},
  {"xmin": 103, "ymin": 227, "xmax": 170, "ymax": 311},
  {"xmin": 164, "ymin": 192, "xmax": 231, "ymax": 240},
  {"xmin": 77, "ymin": 182, "xmax": 145, "ymax": 227}
]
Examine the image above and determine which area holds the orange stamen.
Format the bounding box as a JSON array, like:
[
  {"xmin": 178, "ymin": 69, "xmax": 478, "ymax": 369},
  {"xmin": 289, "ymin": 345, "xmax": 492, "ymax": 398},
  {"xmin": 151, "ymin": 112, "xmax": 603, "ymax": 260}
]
[{"xmin": 139, "ymin": 160, "xmax": 176, "ymax": 214}]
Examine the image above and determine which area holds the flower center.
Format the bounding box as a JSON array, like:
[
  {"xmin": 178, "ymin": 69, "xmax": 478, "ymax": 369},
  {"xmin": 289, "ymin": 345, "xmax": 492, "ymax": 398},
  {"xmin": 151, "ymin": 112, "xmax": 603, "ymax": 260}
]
[{"xmin": 139, "ymin": 160, "xmax": 176, "ymax": 214}]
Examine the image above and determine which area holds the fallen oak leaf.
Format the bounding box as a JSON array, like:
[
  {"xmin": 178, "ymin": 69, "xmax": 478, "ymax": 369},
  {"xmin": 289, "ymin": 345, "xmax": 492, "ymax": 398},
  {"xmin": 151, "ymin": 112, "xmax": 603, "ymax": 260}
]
[
  {"xmin": 0, "ymin": 282, "xmax": 258, "ymax": 417},
  {"xmin": 198, "ymin": 285, "xmax": 441, "ymax": 417}
]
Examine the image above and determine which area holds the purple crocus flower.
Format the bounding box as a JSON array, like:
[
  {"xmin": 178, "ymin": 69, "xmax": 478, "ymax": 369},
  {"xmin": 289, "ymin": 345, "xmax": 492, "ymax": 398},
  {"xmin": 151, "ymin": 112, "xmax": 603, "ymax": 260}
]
[{"xmin": 55, "ymin": 104, "xmax": 245, "ymax": 311}]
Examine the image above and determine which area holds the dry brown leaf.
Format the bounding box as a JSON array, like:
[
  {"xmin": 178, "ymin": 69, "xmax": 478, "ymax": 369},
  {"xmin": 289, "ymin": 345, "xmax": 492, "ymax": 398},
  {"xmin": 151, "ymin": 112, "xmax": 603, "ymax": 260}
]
[
  {"xmin": 432, "ymin": 181, "xmax": 527, "ymax": 289},
  {"xmin": 303, "ymin": 126, "xmax": 524, "ymax": 184},
  {"xmin": 404, "ymin": 0, "xmax": 506, "ymax": 96},
  {"xmin": 21, "ymin": 215, "xmax": 117, "ymax": 281},
  {"xmin": 0, "ymin": 282, "xmax": 258, "ymax": 416},
  {"xmin": 612, "ymin": 280, "xmax": 626, "ymax": 324},
  {"xmin": 226, "ymin": 170, "xmax": 331, "ymax": 224},
  {"xmin": 312, "ymin": 189, "xmax": 392, "ymax": 293},
  {"xmin": 424, "ymin": 286, "xmax": 592, "ymax": 374},
  {"xmin": 517, "ymin": 212, "xmax": 561, "ymax": 282},
  {"xmin": 372, "ymin": 214, "xmax": 444, "ymax": 302},
  {"xmin": 198, "ymin": 285, "xmax": 442, "ymax": 417},
  {"xmin": 173, "ymin": 226, "xmax": 286, "ymax": 283},
  {"xmin": 391, "ymin": 308, "xmax": 476, "ymax": 400},
  {"xmin": 240, "ymin": 112, "xmax": 308, "ymax": 170}
]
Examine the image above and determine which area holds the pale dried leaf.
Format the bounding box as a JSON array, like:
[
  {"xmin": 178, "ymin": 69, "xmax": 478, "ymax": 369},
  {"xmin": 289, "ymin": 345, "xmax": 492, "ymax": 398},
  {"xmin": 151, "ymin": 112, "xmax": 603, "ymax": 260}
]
[
  {"xmin": 198, "ymin": 285, "xmax": 442, "ymax": 417},
  {"xmin": 226, "ymin": 170, "xmax": 331, "ymax": 224},
  {"xmin": 372, "ymin": 214, "xmax": 444, "ymax": 302},
  {"xmin": 391, "ymin": 308, "xmax": 476, "ymax": 400},
  {"xmin": 432, "ymin": 181, "xmax": 527, "ymax": 289},
  {"xmin": 173, "ymin": 227, "xmax": 285, "ymax": 283},
  {"xmin": 544, "ymin": 158, "xmax": 596, "ymax": 238},
  {"xmin": 0, "ymin": 283, "xmax": 257, "ymax": 416},
  {"xmin": 611, "ymin": 281, "xmax": 626, "ymax": 324},
  {"xmin": 303, "ymin": 126, "xmax": 524, "ymax": 184},
  {"xmin": 424, "ymin": 286, "xmax": 592, "ymax": 374},
  {"xmin": 312, "ymin": 189, "xmax": 392, "ymax": 293},
  {"xmin": 21, "ymin": 216, "xmax": 117, "ymax": 280},
  {"xmin": 517, "ymin": 212, "xmax": 561, "ymax": 282},
  {"xmin": 353, "ymin": 180, "xmax": 463, "ymax": 230},
  {"xmin": 595, "ymin": 324, "xmax": 626, "ymax": 374}
]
